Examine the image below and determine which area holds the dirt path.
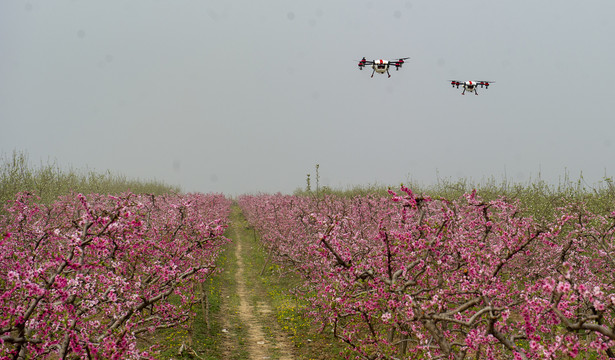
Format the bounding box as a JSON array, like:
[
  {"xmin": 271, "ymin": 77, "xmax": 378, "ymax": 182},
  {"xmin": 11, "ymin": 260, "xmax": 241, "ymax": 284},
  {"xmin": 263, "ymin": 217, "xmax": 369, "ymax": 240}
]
[{"xmin": 218, "ymin": 207, "xmax": 295, "ymax": 360}]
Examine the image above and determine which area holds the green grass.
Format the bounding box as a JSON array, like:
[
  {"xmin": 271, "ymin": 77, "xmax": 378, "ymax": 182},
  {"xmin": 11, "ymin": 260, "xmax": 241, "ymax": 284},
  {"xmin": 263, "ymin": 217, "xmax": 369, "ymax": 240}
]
[
  {"xmin": 294, "ymin": 173, "xmax": 615, "ymax": 221},
  {"xmin": 1, "ymin": 150, "xmax": 180, "ymax": 208}
]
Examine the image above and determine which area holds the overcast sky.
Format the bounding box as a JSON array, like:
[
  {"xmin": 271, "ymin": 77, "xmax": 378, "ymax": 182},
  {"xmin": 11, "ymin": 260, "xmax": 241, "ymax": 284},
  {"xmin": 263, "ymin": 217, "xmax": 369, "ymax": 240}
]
[{"xmin": 2, "ymin": 0, "xmax": 614, "ymax": 195}]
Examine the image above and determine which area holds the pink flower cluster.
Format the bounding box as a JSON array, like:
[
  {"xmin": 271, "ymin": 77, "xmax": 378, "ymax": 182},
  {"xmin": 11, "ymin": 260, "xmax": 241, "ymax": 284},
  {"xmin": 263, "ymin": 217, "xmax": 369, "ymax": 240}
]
[
  {"xmin": 1, "ymin": 192, "xmax": 231, "ymax": 359},
  {"xmin": 238, "ymin": 188, "xmax": 615, "ymax": 359}
]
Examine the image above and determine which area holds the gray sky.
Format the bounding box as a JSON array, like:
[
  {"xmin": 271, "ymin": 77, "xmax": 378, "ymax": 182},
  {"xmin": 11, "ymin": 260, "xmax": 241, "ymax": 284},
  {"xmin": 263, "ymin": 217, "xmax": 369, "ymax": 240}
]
[{"xmin": 2, "ymin": 1, "xmax": 614, "ymax": 195}]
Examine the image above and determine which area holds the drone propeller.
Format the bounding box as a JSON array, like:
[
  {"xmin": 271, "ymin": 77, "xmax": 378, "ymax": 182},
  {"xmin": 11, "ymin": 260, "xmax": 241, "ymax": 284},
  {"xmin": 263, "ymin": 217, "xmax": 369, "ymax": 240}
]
[
  {"xmin": 391, "ymin": 57, "xmax": 409, "ymax": 70},
  {"xmin": 357, "ymin": 58, "xmax": 366, "ymax": 69},
  {"xmin": 477, "ymin": 81, "xmax": 495, "ymax": 88},
  {"xmin": 357, "ymin": 57, "xmax": 375, "ymax": 69}
]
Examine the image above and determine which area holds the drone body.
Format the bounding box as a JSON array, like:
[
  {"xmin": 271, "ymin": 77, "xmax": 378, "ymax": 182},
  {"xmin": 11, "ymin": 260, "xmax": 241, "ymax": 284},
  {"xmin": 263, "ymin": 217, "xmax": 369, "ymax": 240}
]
[
  {"xmin": 358, "ymin": 57, "xmax": 409, "ymax": 78},
  {"xmin": 449, "ymin": 80, "xmax": 494, "ymax": 95}
]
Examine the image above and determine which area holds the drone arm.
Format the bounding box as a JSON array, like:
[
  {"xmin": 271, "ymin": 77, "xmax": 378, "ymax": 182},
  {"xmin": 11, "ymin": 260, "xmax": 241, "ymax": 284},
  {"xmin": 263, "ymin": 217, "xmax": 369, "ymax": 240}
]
[
  {"xmin": 357, "ymin": 58, "xmax": 374, "ymax": 70},
  {"xmin": 478, "ymin": 81, "xmax": 494, "ymax": 89}
]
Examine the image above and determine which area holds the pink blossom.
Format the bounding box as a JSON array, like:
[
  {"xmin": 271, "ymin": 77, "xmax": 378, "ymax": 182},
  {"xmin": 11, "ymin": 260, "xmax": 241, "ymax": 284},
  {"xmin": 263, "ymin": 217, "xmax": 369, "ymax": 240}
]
[
  {"xmin": 7, "ymin": 270, "xmax": 19, "ymax": 282},
  {"xmin": 556, "ymin": 281, "xmax": 571, "ymax": 293},
  {"xmin": 381, "ymin": 312, "xmax": 392, "ymax": 322}
]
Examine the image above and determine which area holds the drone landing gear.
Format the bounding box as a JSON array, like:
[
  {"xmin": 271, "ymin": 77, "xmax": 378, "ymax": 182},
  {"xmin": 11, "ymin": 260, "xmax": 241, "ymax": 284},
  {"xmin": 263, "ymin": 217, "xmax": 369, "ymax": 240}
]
[
  {"xmin": 371, "ymin": 69, "xmax": 375, "ymax": 78},
  {"xmin": 387, "ymin": 70, "xmax": 391, "ymax": 78}
]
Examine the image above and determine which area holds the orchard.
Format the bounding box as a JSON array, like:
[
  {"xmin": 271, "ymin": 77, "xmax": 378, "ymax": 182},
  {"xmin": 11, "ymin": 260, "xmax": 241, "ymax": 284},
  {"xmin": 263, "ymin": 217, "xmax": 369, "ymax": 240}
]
[
  {"xmin": 0, "ymin": 192, "xmax": 231, "ymax": 359},
  {"xmin": 2, "ymin": 185, "xmax": 614, "ymax": 359},
  {"xmin": 239, "ymin": 186, "xmax": 615, "ymax": 359}
]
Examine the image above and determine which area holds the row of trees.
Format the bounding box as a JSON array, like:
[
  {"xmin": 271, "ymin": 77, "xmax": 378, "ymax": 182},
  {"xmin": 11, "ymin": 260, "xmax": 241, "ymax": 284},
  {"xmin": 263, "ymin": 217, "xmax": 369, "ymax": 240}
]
[
  {"xmin": 239, "ymin": 187, "xmax": 615, "ymax": 359},
  {"xmin": 1, "ymin": 191, "xmax": 232, "ymax": 359}
]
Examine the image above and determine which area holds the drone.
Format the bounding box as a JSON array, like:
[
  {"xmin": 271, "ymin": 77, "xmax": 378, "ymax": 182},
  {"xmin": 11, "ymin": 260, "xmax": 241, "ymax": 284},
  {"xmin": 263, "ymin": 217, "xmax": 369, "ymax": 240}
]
[
  {"xmin": 358, "ymin": 57, "xmax": 410, "ymax": 78},
  {"xmin": 449, "ymin": 80, "xmax": 494, "ymax": 95}
]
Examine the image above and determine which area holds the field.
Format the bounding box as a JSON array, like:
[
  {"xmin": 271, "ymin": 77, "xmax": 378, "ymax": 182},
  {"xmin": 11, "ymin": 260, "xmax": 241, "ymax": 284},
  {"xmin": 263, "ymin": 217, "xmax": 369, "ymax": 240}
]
[{"xmin": 2, "ymin": 154, "xmax": 615, "ymax": 359}]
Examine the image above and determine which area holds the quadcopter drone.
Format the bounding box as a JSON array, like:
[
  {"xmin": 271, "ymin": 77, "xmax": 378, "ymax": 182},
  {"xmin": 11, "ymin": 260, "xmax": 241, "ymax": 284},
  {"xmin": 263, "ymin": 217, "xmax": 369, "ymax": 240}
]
[
  {"xmin": 357, "ymin": 57, "xmax": 410, "ymax": 78},
  {"xmin": 449, "ymin": 80, "xmax": 494, "ymax": 95}
]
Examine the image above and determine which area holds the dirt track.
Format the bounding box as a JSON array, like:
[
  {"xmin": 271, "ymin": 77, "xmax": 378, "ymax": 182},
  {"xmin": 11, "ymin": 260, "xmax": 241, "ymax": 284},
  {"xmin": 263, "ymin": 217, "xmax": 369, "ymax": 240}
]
[{"xmin": 218, "ymin": 210, "xmax": 294, "ymax": 359}]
